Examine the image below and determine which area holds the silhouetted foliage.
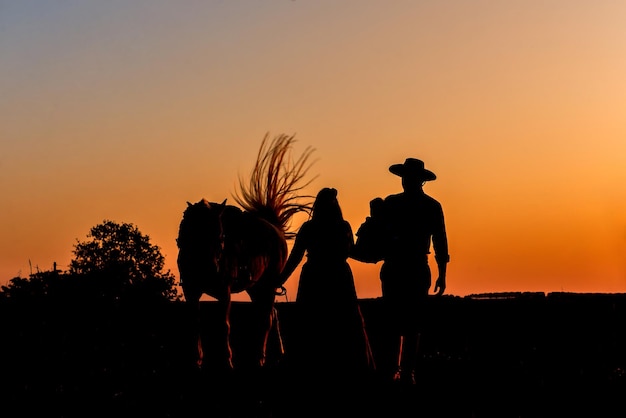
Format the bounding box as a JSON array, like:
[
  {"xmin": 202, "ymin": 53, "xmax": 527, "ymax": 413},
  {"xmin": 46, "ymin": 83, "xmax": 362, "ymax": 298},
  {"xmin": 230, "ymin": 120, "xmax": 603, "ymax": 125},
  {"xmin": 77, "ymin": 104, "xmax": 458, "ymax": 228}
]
[
  {"xmin": 69, "ymin": 220, "xmax": 179, "ymax": 302},
  {"xmin": 1, "ymin": 273, "xmax": 48, "ymax": 301},
  {"xmin": 0, "ymin": 222, "xmax": 179, "ymax": 305}
]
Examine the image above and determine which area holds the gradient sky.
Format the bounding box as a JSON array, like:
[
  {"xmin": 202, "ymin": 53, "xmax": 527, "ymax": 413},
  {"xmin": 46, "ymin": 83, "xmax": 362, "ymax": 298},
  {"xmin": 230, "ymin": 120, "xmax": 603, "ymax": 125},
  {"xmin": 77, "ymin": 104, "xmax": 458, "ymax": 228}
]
[{"xmin": 2, "ymin": 1, "xmax": 625, "ymax": 301}]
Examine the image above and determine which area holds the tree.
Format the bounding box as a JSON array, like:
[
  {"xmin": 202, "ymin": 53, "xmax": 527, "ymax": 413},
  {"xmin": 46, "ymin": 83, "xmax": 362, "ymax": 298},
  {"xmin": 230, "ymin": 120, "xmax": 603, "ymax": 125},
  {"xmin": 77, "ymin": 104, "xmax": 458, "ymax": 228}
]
[
  {"xmin": 69, "ymin": 220, "xmax": 179, "ymax": 302},
  {"xmin": 0, "ymin": 275, "xmax": 47, "ymax": 302}
]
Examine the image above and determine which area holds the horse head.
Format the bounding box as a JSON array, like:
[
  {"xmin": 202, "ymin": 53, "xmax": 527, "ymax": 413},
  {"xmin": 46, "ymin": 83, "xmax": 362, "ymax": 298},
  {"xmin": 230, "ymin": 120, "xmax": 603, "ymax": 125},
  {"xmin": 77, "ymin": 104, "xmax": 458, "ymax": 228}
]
[{"xmin": 177, "ymin": 198, "xmax": 228, "ymax": 280}]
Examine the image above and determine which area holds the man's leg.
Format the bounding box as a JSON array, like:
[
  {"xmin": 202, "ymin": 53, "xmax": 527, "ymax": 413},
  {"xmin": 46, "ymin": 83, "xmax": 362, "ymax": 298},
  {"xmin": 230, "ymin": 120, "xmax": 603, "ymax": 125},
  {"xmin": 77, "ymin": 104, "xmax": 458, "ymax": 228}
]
[{"xmin": 395, "ymin": 332, "xmax": 419, "ymax": 384}]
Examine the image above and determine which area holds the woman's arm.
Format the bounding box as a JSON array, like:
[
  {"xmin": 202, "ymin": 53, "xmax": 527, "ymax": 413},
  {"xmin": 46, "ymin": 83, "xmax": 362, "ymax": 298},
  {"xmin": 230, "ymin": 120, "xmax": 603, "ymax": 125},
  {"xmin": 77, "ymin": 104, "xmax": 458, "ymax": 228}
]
[{"xmin": 277, "ymin": 222, "xmax": 309, "ymax": 286}]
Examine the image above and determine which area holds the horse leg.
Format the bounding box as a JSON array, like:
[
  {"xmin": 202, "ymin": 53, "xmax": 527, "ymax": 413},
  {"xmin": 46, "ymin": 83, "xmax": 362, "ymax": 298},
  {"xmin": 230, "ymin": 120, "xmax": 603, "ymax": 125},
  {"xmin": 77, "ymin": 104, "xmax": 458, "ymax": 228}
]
[
  {"xmin": 182, "ymin": 288, "xmax": 204, "ymax": 370},
  {"xmin": 217, "ymin": 288, "xmax": 234, "ymax": 370},
  {"xmin": 248, "ymin": 290, "xmax": 280, "ymax": 368},
  {"xmin": 268, "ymin": 306, "xmax": 285, "ymax": 363}
]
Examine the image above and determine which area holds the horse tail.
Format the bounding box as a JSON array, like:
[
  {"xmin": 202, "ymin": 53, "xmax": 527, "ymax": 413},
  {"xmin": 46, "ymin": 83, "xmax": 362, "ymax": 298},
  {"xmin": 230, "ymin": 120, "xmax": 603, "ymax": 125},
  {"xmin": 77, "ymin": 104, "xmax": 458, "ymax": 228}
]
[{"xmin": 233, "ymin": 133, "xmax": 316, "ymax": 239}]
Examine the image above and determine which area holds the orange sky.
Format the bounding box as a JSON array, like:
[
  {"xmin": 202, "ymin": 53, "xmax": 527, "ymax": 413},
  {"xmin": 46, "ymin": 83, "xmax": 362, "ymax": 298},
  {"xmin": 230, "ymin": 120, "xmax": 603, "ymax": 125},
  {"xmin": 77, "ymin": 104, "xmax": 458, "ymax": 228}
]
[{"xmin": 2, "ymin": 1, "xmax": 625, "ymax": 301}]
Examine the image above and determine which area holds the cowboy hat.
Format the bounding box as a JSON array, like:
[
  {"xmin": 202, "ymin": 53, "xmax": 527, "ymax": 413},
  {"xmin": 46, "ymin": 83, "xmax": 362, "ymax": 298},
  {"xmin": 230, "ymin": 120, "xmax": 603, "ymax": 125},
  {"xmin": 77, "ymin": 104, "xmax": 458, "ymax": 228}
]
[{"xmin": 389, "ymin": 158, "xmax": 436, "ymax": 181}]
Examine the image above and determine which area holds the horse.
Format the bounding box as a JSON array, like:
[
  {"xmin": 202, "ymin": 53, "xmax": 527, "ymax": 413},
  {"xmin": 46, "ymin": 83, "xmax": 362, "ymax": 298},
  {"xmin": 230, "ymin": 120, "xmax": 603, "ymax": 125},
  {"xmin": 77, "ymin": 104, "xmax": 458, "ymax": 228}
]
[{"xmin": 176, "ymin": 134, "xmax": 315, "ymax": 371}]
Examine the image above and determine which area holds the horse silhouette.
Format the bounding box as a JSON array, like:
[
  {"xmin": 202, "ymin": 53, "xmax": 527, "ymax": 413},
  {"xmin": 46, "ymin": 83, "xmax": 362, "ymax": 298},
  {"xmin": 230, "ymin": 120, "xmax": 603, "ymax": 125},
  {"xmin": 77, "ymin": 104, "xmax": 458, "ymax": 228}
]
[{"xmin": 176, "ymin": 134, "xmax": 315, "ymax": 370}]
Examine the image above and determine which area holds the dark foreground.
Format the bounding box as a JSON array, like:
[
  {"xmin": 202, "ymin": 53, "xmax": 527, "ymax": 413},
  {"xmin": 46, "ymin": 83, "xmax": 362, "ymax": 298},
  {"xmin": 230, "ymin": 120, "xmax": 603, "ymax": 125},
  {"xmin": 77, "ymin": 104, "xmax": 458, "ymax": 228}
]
[{"xmin": 2, "ymin": 293, "xmax": 625, "ymax": 417}]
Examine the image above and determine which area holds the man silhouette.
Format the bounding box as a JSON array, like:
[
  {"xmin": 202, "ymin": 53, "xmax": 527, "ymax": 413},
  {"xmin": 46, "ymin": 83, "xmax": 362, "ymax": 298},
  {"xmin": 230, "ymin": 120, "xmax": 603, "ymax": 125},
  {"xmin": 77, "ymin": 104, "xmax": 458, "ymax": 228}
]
[{"xmin": 379, "ymin": 158, "xmax": 450, "ymax": 385}]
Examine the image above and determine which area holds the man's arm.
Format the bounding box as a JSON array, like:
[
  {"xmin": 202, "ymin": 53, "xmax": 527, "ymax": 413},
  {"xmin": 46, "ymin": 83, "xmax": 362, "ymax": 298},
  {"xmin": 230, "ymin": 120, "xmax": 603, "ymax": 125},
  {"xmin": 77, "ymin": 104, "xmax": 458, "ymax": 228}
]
[
  {"xmin": 432, "ymin": 202, "xmax": 449, "ymax": 296},
  {"xmin": 433, "ymin": 254, "xmax": 448, "ymax": 296}
]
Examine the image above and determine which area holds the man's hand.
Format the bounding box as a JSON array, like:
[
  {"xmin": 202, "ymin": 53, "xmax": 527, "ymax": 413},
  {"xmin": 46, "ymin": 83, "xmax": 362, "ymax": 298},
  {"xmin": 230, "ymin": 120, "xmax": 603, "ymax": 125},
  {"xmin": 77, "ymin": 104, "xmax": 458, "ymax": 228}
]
[{"xmin": 434, "ymin": 275, "xmax": 446, "ymax": 296}]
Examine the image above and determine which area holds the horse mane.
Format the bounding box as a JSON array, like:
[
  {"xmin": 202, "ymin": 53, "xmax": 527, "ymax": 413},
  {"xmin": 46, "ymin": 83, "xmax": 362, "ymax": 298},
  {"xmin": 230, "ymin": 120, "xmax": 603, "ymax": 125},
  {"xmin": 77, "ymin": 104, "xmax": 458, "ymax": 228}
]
[{"xmin": 233, "ymin": 133, "xmax": 316, "ymax": 239}]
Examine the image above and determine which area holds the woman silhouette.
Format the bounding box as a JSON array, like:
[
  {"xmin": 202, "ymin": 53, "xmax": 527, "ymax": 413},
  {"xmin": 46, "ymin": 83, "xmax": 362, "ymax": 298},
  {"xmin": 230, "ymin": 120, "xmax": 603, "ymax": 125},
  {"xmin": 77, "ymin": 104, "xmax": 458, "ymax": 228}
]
[{"xmin": 278, "ymin": 187, "xmax": 375, "ymax": 381}]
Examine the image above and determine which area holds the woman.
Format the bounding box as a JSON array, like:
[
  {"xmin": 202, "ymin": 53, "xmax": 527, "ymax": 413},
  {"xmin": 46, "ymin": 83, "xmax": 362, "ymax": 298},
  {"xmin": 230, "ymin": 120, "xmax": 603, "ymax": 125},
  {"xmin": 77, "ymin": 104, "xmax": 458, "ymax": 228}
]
[{"xmin": 279, "ymin": 187, "xmax": 375, "ymax": 380}]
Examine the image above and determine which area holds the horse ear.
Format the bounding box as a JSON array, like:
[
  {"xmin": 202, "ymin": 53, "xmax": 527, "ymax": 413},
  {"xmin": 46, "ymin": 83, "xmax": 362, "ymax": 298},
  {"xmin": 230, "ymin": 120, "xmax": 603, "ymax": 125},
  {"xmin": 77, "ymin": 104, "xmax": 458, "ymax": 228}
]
[
  {"xmin": 187, "ymin": 201, "xmax": 192, "ymax": 207},
  {"xmin": 216, "ymin": 199, "xmax": 227, "ymax": 216}
]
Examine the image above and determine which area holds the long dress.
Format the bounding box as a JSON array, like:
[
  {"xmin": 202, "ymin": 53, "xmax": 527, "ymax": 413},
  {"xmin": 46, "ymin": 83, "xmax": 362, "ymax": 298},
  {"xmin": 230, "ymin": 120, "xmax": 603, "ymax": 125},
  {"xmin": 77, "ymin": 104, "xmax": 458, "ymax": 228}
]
[{"xmin": 283, "ymin": 219, "xmax": 375, "ymax": 380}]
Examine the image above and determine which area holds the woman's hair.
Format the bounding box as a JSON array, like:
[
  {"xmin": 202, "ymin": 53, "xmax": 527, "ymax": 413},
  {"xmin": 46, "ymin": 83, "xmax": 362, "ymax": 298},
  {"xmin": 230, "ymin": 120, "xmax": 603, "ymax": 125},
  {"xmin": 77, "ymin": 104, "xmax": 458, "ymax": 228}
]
[{"xmin": 311, "ymin": 187, "xmax": 344, "ymax": 223}]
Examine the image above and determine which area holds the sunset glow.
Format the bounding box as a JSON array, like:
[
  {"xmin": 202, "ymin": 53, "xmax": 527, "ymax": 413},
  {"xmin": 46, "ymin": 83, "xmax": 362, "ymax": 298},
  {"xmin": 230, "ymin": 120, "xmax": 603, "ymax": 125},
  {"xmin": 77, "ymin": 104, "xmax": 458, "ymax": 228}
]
[{"xmin": 2, "ymin": 1, "xmax": 625, "ymax": 300}]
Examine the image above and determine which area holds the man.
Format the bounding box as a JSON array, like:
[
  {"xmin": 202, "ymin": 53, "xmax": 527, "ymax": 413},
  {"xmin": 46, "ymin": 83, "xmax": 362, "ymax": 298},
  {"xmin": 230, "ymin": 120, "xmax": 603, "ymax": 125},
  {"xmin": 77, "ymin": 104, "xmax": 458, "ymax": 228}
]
[{"xmin": 379, "ymin": 157, "xmax": 450, "ymax": 385}]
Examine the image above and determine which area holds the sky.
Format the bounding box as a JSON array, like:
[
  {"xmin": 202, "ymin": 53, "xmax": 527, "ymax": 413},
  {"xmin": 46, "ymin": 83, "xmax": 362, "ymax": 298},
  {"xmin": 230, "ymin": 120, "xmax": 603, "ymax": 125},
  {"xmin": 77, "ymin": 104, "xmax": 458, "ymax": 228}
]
[{"xmin": 2, "ymin": 1, "xmax": 625, "ymax": 301}]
